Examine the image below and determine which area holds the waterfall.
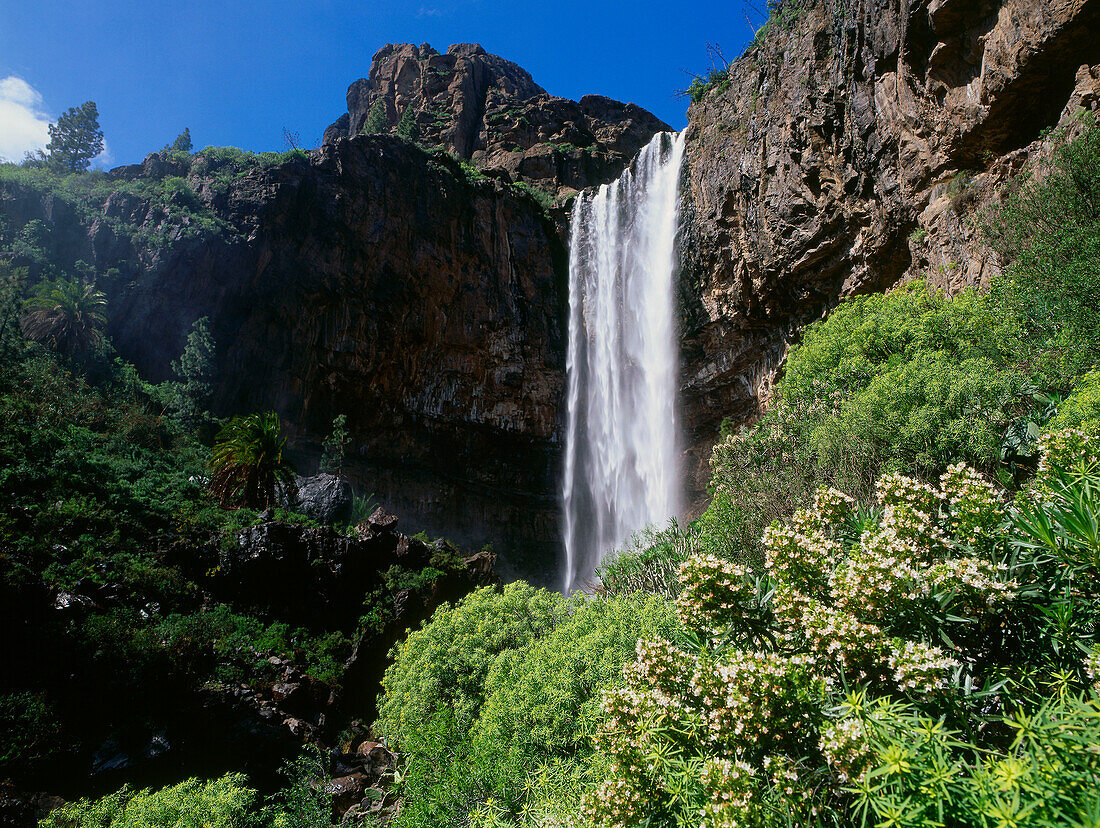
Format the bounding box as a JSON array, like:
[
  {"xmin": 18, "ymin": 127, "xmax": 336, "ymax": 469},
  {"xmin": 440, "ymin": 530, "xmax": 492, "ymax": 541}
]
[{"xmin": 561, "ymin": 130, "xmax": 686, "ymax": 594}]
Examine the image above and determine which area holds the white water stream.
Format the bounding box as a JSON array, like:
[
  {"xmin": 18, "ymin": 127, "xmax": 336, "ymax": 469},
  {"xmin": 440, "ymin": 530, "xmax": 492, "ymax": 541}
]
[{"xmin": 561, "ymin": 130, "xmax": 686, "ymax": 593}]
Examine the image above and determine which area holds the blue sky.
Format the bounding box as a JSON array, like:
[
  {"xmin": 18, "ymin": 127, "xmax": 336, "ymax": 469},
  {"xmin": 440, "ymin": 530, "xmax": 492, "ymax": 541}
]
[{"xmin": 0, "ymin": 0, "xmax": 760, "ymax": 167}]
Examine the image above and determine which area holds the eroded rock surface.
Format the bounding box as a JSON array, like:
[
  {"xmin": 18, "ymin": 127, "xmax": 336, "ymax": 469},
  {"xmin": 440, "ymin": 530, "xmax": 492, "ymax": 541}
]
[
  {"xmin": 323, "ymin": 42, "xmax": 671, "ymax": 195},
  {"xmin": 679, "ymin": 0, "xmax": 1100, "ymax": 500}
]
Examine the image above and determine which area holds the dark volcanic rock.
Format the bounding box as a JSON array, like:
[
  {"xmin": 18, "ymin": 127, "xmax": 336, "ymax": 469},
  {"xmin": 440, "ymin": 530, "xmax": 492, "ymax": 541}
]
[
  {"xmin": 0, "ymin": 134, "xmax": 568, "ymax": 583},
  {"xmin": 284, "ymin": 474, "xmax": 353, "ymax": 525},
  {"xmin": 323, "ymin": 42, "xmax": 671, "ymax": 195},
  {"xmin": 678, "ymin": 0, "xmax": 1100, "ymax": 504}
]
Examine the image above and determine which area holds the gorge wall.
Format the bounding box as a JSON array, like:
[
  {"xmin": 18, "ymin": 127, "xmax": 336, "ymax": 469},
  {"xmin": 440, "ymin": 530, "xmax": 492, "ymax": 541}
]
[
  {"xmin": 3, "ymin": 6, "xmax": 1098, "ymax": 577},
  {"xmin": 678, "ymin": 0, "xmax": 1100, "ymax": 501},
  {"xmin": 0, "ymin": 44, "xmax": 672, "ymax": 583}
]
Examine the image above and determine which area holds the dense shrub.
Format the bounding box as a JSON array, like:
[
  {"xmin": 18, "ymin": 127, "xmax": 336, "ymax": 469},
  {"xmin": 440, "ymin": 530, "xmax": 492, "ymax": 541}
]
[
  {"xmin": 380, "ymin": 589, "xmax": 675, "ymax": 828},
  {"xmin": 583, "ymin": 432, "xmax": 1100, "ymax": 827},
  {"xmin": 476, "ymin": 593, "xmax": 675, "ymax": 756},
  {"xmin": 986, "ymin": 112, "xmax": 1100, "ymax": 367},
  {"xmin": 696, "ymin": 282, "xmax": 1036, "ymax": 566},
  {"xmin": 1049, "ymin": 370, "xmax": 1100, "ymax": 434},
  {"xmin": 40, "ymin": 775, "xmax": 260, "ymax": 828},
  {"xmin": 377, "ymin": 583, "xmax": 569, "ymax": 745},
  {"xmin": 596, "ymin": 523, "xmax": 696, "ymax": 598}
]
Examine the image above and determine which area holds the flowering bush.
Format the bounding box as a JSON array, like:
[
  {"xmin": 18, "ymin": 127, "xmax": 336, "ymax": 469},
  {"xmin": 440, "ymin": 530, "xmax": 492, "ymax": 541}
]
[{"xmin": 585, "ymin": 433, "xmax": 1100, "ymax": 828}]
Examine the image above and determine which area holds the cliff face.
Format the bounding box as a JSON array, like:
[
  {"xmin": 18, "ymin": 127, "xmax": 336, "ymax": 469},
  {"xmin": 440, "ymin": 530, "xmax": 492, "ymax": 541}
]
[
  {"xmin": 323, "ymin": 42, "xmax": 672, "ymax": 195},
  {"xmin": 679, "ymin": 0, "xmax": 1100, "ymax": 499},
  {"xmin": 0, "ymin": 138, "xmax": 571, "ymax": 582},
  {"xmin": 0, "ymin": 46, "xmax": 673, "ymax": 583}
]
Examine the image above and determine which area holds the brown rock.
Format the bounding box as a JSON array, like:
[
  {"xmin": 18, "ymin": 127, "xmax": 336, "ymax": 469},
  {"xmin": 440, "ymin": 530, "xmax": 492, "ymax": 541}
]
[
  {"xmin": 324, "ymin": 773, "xmax": 368, "ymax": 818},
  {"xmin": 323, "ymin": 42, "xmax": 671, "ymax": 194},
  {"xmin": 679, "ymin": 0, "xmax": 1100, "ymax": 503},
  {"xmin": 366, "ymin": 507, "xmax": 398, "ymax": 533}
]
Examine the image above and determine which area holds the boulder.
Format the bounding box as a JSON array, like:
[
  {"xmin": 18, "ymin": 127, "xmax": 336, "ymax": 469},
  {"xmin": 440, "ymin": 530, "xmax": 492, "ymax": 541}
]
[
  {"xmin": 324, "ymin": 773, "xmax": 368, "ymax": 818},
  {"xmin": 284, "ymin": 474, "xmax": 353, "ymax": 525}
]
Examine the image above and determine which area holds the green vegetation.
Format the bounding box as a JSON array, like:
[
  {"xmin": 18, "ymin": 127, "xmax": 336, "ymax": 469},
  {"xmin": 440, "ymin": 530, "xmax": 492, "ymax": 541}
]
[
  {"xmin": 363, "ymin": 99, "xmax": 388, "ymax": 134},
  {"xmin": 40, "ymin": 757, "xmax": 335, "ymax": 828},
  {"xmin": 585, "ymin": 439, "xmax": 1100, "ymax": 826},
  {"xmin": 395, "ymin": 105, "xmax": 419, "ymax": 142},
  {"xmin": 44, "ymin": 101, "xmax": 105, "ymax": 173},
  {"xmin": 209, "ymin": 412, "xmax": 296, "ymax": 509},
  {"xmin": 169, "ymin": 127, "xmax": 193, "ymax": 153},
  {"xmin": 379, "ymin": 586, "xmax": 674, "ymax": 827},
  {"xmin": 986, "ymin": 113, "xmax": 1100, "ymax": 365},
  {"xmin": 20, "ymin": 277, "xmax": 108, "ymax": 355},
  {"xmin": 685, "ymin": 63, "xmax": 731, "ymax": 104},
  {"xmin": 41, "ymin": 775, "xmax": 259, "ymax": 828},
  {"xmin": 4, "ymin": 57, "xmax": 1100, "ymax": 828},
  {"xmin": 169, "ymin": 316, "xmax": 217, "ymax": 430},
  {"xmin": 510, "ymin": 180, "xmax": 556, "ymax": 213},
  {"xmin": 362, "ymin": 103, "xmax": 1100, "ymax": 828},
  {"xmin": 746, "ymin": 0, "xmax": 807, "ymax": 54},
  {"xmin": 319, "ymin": 413, "xmax": 348, "ymax": 476}
]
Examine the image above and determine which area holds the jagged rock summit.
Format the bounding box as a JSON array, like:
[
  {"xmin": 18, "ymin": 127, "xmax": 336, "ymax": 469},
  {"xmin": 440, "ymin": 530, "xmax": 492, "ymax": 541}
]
[{"xmin": 323, "ymin": 42, "xmax": 672, "ymax": 194}]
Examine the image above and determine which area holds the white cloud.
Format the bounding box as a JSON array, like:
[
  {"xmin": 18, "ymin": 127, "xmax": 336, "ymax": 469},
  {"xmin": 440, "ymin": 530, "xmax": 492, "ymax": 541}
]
[
  {"xmin": 0, "ymin": 76, "xmax": 51, "ymax": 163},
  {"xmin": 92, "ymin": 140, "xmax": 114, "ymax": 170}
]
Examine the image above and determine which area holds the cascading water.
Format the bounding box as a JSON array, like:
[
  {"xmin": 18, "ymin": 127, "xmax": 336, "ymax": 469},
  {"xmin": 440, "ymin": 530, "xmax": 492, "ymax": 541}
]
[{"xmin": 561, "ymin": 130, "xmax": 687, "ymax": 594}]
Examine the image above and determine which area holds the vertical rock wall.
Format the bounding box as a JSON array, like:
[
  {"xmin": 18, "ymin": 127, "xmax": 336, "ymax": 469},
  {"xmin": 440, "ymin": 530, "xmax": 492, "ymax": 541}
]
[{"xmin": 679, "ymin": 0, "xmax": 1100, "ymax": 502}]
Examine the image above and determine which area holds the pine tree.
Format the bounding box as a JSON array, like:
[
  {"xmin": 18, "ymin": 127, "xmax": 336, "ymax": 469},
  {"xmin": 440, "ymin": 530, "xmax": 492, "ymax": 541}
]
[
  {"xmin": 46, "ymin": 102, "xmax": 105, "ymax": 173},
  {"xmin": 171, "ymin": 316, "xmax": 216, "ymax": 426},
  {"xmin": 170, "ymin": 128, "xmax": 193, "ymax": 153}
]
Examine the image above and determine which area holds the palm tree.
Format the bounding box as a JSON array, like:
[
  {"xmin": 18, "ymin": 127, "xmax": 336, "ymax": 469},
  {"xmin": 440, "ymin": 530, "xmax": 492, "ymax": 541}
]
[
  {"xmin": 20, "ymin": 279, "xmax": 108, "ymax": 355},
  {"xmin": 209, "ymin": 411, "xmax": 296, "ymax": 509}
]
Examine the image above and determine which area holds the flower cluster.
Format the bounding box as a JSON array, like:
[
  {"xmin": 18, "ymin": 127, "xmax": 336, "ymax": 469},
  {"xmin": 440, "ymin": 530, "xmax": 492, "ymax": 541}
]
[
  {"xmin": 690, "ymin": 649, "xmax": 816, "ymax": 749},
  {"xmin": 1037, "ymin": 428, "xmax": 1100, "ymax": 478},
  {"xmin": 698, "ymin": 757, "xmax": 756, "ymax": 827},
  {"xmin": 887, "ymin": 639, "xmax": 960, "ymax": 693},
  {"xmin": 589, "ymin": 464, "xmax": 1025, "ymax": 827},
  {"xmin": 676, "ymin": 554, "xmax": 754, "ymax": 633},
  {"xmin": 813, "ymin": 487, "xmax": 857, "ymax": 526},
  {"xmin": 877, "ymin": 472, "xmax": 941, "ymax": 514},
  {"xmin": 771, "ymin": 582, "xmax": 889, "ymax": 684},
  {"xmin": 940, "ymin": 462, "xmax": 1005, "ymax": 546},
  {"xmin": 819, "ymin": 714, "xmax": 871, "ymax": 783},
  {"xmin": 762, "ymin": 523, "xmax": 841, "ymax": 594},
  {"xmin": 924, "ymin": 556, "xmax": 1015, "ymax": 610}
]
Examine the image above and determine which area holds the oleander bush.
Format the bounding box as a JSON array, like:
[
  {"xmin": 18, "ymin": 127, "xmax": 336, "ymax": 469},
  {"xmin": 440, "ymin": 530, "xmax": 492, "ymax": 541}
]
[{"xmin": 582, "ymin": 431, "xmax": 1100, "ymax": 827}]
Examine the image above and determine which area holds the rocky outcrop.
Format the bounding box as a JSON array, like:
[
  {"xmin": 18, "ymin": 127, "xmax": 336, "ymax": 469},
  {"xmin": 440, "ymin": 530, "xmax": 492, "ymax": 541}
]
[
  {"xmin": 280, "ymin": 474, "xmax": 354, "ymax": 525},
  {"xmin": 220, "ymin": 508, "xmax": 497, "ymax": 629},
  {"xmin": 323, "ymin": 42, "xmax": 671, "ymax": 195},
  {"xmin": 679, "ymin": 0, "xmax": 1100, "ymax": 500}
]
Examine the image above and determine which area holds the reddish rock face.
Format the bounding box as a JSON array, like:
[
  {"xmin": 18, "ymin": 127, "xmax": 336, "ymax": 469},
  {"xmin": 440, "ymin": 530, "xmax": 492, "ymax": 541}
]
[
  {"xmin": 323, "ymin": 42, "xmax": 672, "ymax": 196},
  {"xmin": 678, "ymin": 0, "xmax": 1100, "ymax": 505}
]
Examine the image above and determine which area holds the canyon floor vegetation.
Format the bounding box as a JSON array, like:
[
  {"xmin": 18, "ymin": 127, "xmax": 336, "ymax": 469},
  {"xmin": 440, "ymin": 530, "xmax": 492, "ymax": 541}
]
[
  {"xmin": 322, "ymin": 112, "xmax": 1100, "ymax": 828},
  {"xmin": 5, "ymin": 43, "xmax": 1100, "ymax": 828}
]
